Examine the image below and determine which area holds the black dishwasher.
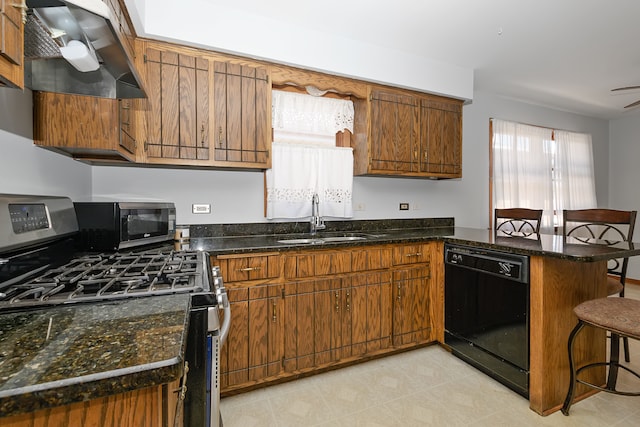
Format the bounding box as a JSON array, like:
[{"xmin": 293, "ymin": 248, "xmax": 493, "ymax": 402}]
[{"xmin": 444, "ymin": 243, "xmax": 530, "ymax": 397}]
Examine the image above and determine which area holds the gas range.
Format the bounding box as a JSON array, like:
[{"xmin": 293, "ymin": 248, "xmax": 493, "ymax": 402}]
[{"xmin": 0, "ymin": 246, "xmax": 210, "ymax": 310}]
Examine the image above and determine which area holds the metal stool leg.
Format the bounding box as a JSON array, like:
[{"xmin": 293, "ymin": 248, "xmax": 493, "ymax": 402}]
[
  {"xmin": 607, "ymin": 332, "xmax": 621, "ymax": 390},
  {"xmin": 562, "ymin": 321, "xmax": 585, "ymax": 416}
]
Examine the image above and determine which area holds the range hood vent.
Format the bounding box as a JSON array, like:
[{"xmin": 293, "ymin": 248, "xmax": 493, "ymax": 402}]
[{"xmin": 24, "ymin": 0, "xmax": 146, "ymax": 99}]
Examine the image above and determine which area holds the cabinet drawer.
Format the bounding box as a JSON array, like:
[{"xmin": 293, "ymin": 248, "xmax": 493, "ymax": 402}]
[
  {"xmin": 284, "ymin": 250, "xmax": 352, "ymax": 279},
  {"xmin": 215, "ymin": 253, "xmax": 281, "ymax": 282},
  {"xmin": 392, "ymin": 243, "xmax": 431, "ymax": 265}
]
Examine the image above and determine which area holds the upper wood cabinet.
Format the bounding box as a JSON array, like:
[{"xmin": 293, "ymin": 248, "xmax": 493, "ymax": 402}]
[
  {"xmin": 137, "ymin": 45, "xmax": 212, "ymax": 165},
  {"xmin": 367, "ymin": 90, "xmax": 420, "ymax": 174},
  {"xmin": 134, "ymin": 39, "xmax": 271, "ymax": 169},
  {"xmin": 420, "ymin": 99, "xmax": 462, "ymax": 177},
  {"xmin": 0, "ymin": 0, "xmax": 24, "ymax": 89},
  {"xmin": 354, "ymin": 87, "xmax": 463, "ymax": 179},
  {"xmin": 33, "ymin": 92, "xmax": 137, "ymax": 162},
  {"xmin": 213, "ymin": 61, "xmax": 271, "ymax": 168}
]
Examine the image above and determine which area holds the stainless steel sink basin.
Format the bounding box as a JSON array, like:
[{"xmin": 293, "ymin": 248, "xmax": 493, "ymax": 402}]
[
  {"xmin": 320, "ymin": 236, "xmax": 367, "ymax": 242},
  {"xmin": 277, "ymin": 233, "xmax": 376, "ymax": 244},
  {"xmin": 276, "ymin": 238, "xmax": 324, "ymax": 244}
]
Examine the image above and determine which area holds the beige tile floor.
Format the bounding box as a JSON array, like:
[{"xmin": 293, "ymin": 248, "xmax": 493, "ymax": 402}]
[{"xmin": 220, "ymin": 284, "xmax": 640, "ymax": 426}]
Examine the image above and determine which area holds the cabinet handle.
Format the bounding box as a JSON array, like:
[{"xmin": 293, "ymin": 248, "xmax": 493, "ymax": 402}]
[
  {"xmin": 272, "ymin": 300, "xmax": 277, "ymax": 322},
  {"xmin": 397, "ymin": 284, "xmax": 401, "ymax": 301},
  {"xmin": 335, "ymin": 291, "xmax": 340, "ymax": 312},
  {"xmin": 345, "ymin": 290, "xmax": 350, "ymax": 312},
  {"xmin": 405, "ymin": 252, "xmax": 422, "ymax": 258},
  {"xmin": 218, "ymin": 126, "xmax": 223, "ymax": 147},
  {"xmin": 173, "ymin": 361, "xmax": 189, "ymax": 401},
  {"xmin": 11, "ymin": 1, "xmax": 27, "ymax": 23},
  {"xmin": 237, "ymin": 267, "xmax": 261, "ymax": 272}
]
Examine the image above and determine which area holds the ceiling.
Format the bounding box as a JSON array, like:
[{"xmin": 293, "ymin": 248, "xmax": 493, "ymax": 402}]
[{"xmin": 135, "ymin": 0, "xmax": 640, "ymax": 120}]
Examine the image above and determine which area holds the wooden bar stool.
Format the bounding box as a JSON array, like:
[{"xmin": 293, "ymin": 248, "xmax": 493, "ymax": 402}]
[
  {"xmin": 561, "ymin": 297, "xmax": 640, "ymax": 415},
  {"xmin": 494, "ymin": 208, "xmax": 543, "ymax": 236}
]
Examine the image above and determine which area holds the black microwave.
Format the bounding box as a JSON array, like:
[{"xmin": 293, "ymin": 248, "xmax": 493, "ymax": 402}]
[{"xmin": 74, "ymin": 201, "xmax": 176, "ymax": 251}]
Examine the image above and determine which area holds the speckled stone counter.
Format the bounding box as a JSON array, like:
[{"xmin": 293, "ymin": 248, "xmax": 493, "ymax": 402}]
[
  {"xmin": 0, "ymin": 294, "xmax": 190, "ymax": 418},
  {"xmin": 186, "ymin": 222, "xmax": 640, "ymax": 261}
]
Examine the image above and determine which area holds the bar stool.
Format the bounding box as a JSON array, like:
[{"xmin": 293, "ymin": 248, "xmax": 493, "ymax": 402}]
[
  {"xmin": 563, "ymin": 209, "xmax": 637, "ymax": 362},
  {"xmin": 494, "ymin": 208, "xmax": 543, "ymax": 236},
  {"xmin": 561, "ymin": 297, "xmax": 640, "ymax": 415}
]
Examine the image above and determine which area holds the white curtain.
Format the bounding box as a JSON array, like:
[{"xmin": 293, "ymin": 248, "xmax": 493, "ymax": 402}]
[
  {"xmin": 492, "ymin": 119, "xmax": 555, "ymax": 231},
  {"xmin": 554, "ymin": 130, "xmax": 597, "ymax": 224},
  {"xmin": 272, "ymin": 89, "xmax": 354, "ymax": 146},
  {"xmin": 266, "ymin": 142, "xmax": 353, "ymax": 219},
  {"xmin": 267, "ymin": 90, "xmax": 355, "ymax": 220}
]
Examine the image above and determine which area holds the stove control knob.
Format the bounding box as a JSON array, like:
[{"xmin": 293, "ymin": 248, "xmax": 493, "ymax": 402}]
[{"xmin": 211, "ymin": 266, "xmax": 221, "ymax": 277}]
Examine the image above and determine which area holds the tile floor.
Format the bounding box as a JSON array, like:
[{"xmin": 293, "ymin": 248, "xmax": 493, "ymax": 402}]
[{"xmin": 220, "ymin": 285, "xmax": 640, "ymax": 426}]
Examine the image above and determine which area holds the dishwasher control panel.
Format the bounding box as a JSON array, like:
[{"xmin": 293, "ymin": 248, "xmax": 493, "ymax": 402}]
[{"xmin": 444, "ymin": 244, "xmax": 529, "ymax": 283}]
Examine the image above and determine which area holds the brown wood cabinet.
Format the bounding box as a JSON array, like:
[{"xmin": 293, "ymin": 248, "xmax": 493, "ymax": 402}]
[
  {"xmin": 368, "ymin": 89, "xmax": 420, "ymax": 174},
  {"xmin": 134, "ymin": 39, "xmax": 272, "ymax": 169},
  {"xmin": 420, "ymin": 99, "xmax": 462, "ymax": 177},
  {"xmin": 0, "ymin": 0, "xmax": 23, "ymax": 89},
  {"xmin": 33, "ymin": 92, "xmax": 137, "ymax": 162},
  {"xmin": 215, "ymin": 253, "xmax": 283, "ymax": 390},
  {"xmin": 214, "ymin": 242, "xmax": 436, "ymax": 395},
  {"xmin": 0, "ymin": 379, "xmax": 181, "ymax": 427},
  {"xmin": 213, "ymin": 61, "xmax": 271, "ymax": 167},
  {"xmin": 138, "ymin": 45, "xmax": 212, "ymax": 164},
  {"xmin": 355, "ymin": 87, "xmax": 463, "ymax": 179}
]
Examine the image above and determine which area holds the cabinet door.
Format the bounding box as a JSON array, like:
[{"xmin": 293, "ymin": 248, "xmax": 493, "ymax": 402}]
[
  {"xmin": 0, "ymin": 0, "xmax": 23, "ymax": 88},
  {"xmin": 283, "ymin": 277, "xmax": 344, "ymax": 371},
  {"xmin": 392, "ymin": 265, "xmax": 432, "ymax": 346},
  {"xmin": 369, "ymin": 90, "xmax": 419, "ymax": 173},
  {"xmin": 420, "ymin": 99, "xmax": 462, "ymax": 177},
  {"xmin": 213, "ymin": 61, "xmax": 271, "ymax": 168},
  {"xmin": 33, "ymin": 92, "xmax": 136, "ymax": 162},
  {"xmin": 349, "ymin": 271, "xmax": 393, "ymax": 356},
  {"xmin": 221, "ymin": 283, "xmax": 283, "ymax": 391},
  {"xmin": 142, "ymin": 47, "xmax": 211, "ymax": 163}
]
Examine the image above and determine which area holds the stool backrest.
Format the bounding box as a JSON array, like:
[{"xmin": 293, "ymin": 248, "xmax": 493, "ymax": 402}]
[
  {"xmin": 563, "ymin": 209, "xmax": 637, "ymax": 281},
  {"xmin": 494, "ymin": 208, "xmax": 543, "ymax": 236}
]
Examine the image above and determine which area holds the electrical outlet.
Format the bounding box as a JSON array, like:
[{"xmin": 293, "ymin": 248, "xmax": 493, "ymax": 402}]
[
  {"xmin": 192, "ymin": 203, "xmax": 211, "ymax": 214},
  {"xmin": 399, "ymin": 203, "xmax": 409, "ymax": 211}
]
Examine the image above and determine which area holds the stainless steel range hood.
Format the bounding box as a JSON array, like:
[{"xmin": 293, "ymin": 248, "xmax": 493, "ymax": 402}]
[{"xmin": 24, "ymin": 0, "xmax": 146, "ymax": 98}]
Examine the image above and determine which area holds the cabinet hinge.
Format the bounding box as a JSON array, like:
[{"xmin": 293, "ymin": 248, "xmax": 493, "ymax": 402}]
[
  {"xmin": 143, "ymin": 54, "xmax": 147, "ymax": 63},
  {"xmin": 281, "ymin": 288, "xmax": 285, "ymax": 299},
  {"xmin": 281, "ymin": 357, "xmax": 285, "ymax": 368}
]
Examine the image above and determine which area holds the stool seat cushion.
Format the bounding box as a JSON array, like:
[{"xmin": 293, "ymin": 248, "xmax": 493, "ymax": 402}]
[
  {"xmin": 606, "ymin": 276, "xmax": 624, "ymax": 296},
  {"xmin": 574, "ymin": 297, "xmax": 640, "ymax": 339}
]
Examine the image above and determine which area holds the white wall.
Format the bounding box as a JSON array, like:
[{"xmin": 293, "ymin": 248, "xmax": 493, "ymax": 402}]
[
  {"xmin": 609, "ymin": 115, "xmax": 640, "ymax": 278},
  {"xmin": 124, "ymin": 0, "xmax": 473, "ymax": 102},
  {"xmin": 0, "ymin": 87, "xmax": 91, "ymax": 198}
]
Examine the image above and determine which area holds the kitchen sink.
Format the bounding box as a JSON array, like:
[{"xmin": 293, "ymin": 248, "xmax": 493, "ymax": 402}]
[
  {"xmin": 276, "ymin": 238, "xmax": 325, "ymax": 244},
  {"xmin": 320, "ymin": 236, "xmax": 367, "ymax": 242},
  {"xmin": 276, "ymin": 232, "xmax": 382, "ymax": 245}
]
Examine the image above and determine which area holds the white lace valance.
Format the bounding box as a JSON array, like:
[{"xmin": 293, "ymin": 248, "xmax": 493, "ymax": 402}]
[{"xmin": 272, "ymin": 89, "xmax": 354, "ymax": 137}]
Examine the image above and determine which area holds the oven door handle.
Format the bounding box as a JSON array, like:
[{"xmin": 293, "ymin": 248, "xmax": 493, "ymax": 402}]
[{"xmin": 219, "ymin": 293, "xmax": 231, "ymax": 346}]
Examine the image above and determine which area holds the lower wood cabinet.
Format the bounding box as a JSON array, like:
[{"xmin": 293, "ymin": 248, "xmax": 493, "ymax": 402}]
[
  {"xmin": 221, "ymin": 282, "xmax": 283, "ymax": 389},
  {"xmin": 214, "ymin": 242, "xmax": 435, "ymax": 395},
  {"xmin": 0, "ymin": 379, "xmax": 181, "ymax": 427}
]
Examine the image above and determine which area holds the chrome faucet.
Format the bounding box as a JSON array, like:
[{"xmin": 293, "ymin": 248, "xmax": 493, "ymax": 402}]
[{"xmin": 310, "ymin": 194, "xmax": 325, "ymax": 235}]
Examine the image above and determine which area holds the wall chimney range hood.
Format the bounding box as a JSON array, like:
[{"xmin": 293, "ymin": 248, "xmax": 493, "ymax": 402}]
[{"xmin": 24, "ymin": 0, "xmax": 146, "ymax": 99}]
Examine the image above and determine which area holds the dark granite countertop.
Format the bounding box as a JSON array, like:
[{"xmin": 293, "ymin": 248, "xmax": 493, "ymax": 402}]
[
  {"xmin": 187, "ymin": 224, "xmax": 640, "ymax": 262},
  {"xmin": 0, "ymin": 294, "xmax": 190, "ymax": 418}
]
